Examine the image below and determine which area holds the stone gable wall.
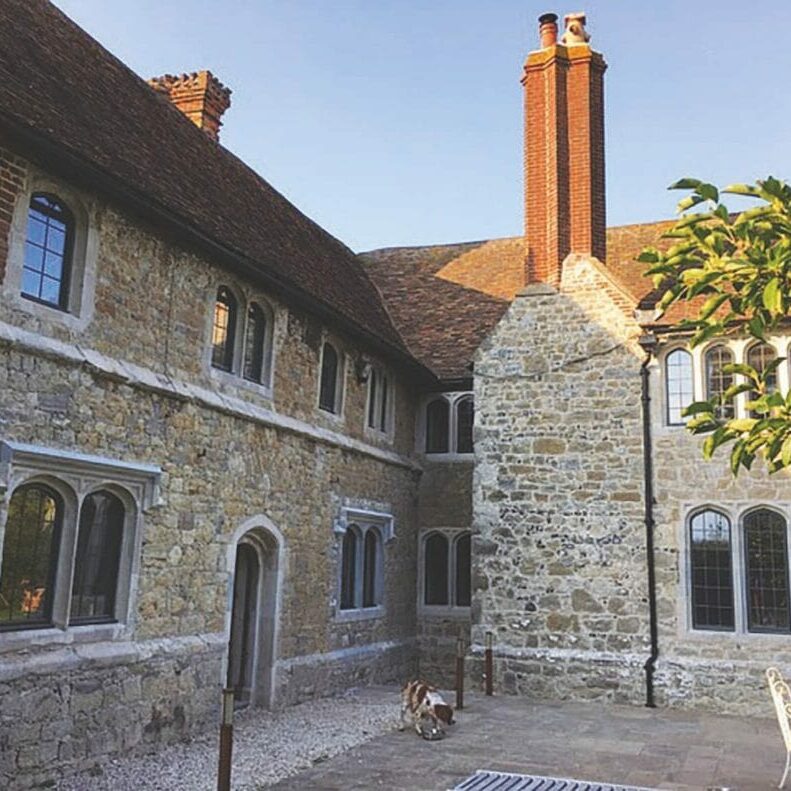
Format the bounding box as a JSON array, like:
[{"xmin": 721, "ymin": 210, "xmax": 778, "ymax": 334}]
[{"xmin": 472, "ymin": 256, "xmax": 649, "ymax": 702}]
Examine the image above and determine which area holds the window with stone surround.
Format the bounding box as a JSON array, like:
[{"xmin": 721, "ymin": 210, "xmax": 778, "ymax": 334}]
[
  {"xmin": 422, "ymin": 393, "xmax": 474, "ymax": 456},
  {"xmin": 420, "ymin": 529, "xmax": 471, "ymax": 612},
  {"xmin": 334, "ymin": 507, "xmax": 393, "ymax": 619},
  {"xmin": 686, "ymin": 505, "xmax": 791, "ymax": 635},
  {"xmin": 365, "ymin": 365, "xmax": 393, "ymax": 435},
  {"xmin": 208, "ymin": 285, "xmax": 275, "ymax": 390},
  {"xmin": 704, "ymin": 345, "xmax": 735, "ymax": 420},
  {"xmin": 665, "ymin": 348, "xmax": 693, "ymax": 425},
  {"xmin": 319, "ymin": 341, "xmax": 344, "ymax": 415},
  {"xmin": 4, "ymin": 176, "xmax": 98, "ymax": 329},
  {"xmin": 0, "ymin": 442, "xmax": 159, "ymax": 640}
]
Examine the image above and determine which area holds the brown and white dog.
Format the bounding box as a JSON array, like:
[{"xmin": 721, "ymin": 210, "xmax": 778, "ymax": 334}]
[{"xmin": 399, "ymin": 680, "xmax": 455, "ymax": 736}]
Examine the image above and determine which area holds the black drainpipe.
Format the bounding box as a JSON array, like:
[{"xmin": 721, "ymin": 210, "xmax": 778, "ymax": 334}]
[{"xmin": 639, "ymin": 333, "xmax": 658, "ymax": 708}]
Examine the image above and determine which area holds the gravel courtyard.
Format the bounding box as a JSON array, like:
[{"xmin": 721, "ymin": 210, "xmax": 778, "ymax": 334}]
[{"xmin": 57, "ymin": 686, "xmax": 401, "ymax": 790}]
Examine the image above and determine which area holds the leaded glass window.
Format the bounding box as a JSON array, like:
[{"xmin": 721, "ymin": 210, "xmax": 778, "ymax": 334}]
[
  {"xmin": 211, "ymin": 286, "xmax": 237, "ymax": 371},
  {"xmin": 456, "ymin": 397, "xmax": 474, "ymax": 454},
  {"xmin": 340, "ymin": 528, "xmax": 357, "ymax": 610},
  {"xmin": 665, "ymin": 349, "xmax": 693, "ymax": 425},
  {"xmin": 705, "ymin": 345, "xmax": 735, "ymax": 420},
  {"xmin": 425, "ymin": 398, "xmax": 450, "ymax": 453},
  {"xmin": 70, "ymin": 490, "xmax": 124, "ymax": 624},
  {"xmin": 243, "ymin": 302, "xmax": 267, "ymax": 383},
  {"xmin": 747, "ymin": 342, "xmax": 778, "ymax": 416},
  {"xmin": 745, "ymin": 509, "xmax": 790, "ymax": 633},
  {"xmin": 22, "ymin": 194, "xmax": 73, "ymax": 309},
  {"xmin": 367, "ymin": 369, "xmax": 378, "ymax": 428},
  {"xmin": 424, "ymin": 533, "xmax": 449, "ymax": 605},
  {"xmin": 319, "ymin": 342, "xmax": 340, "ymax": 413},
  {"xmin": 362, "ymin": 529, "xmax": 378, "ymax": 608},
  {"xmin": 454, "ymin": 533, "xmax": 471, "ymax": 607},
  {"xmin": 0, "ymin": 484, "xmax": 63, "ymax": 630},
  {"xmin": 689, "ymin": 510, "xmax": 734, "ymax": 630}
]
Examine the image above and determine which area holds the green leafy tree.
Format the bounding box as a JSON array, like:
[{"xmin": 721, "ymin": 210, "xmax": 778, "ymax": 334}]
[{"xmin": 639, "ymin": 177, "xmax": 791, "ymax": 474}]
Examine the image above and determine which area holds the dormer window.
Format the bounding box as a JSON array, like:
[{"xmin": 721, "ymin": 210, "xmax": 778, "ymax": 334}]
[{"xmin": 22, "ymin": 193, "xmax": 74, "ymax": 310}]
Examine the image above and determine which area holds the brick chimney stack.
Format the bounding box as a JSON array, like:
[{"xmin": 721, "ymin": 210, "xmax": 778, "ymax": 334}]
[
  {"xmin": 522, "ymin": 12, "xmax": 606, "ymax": 287},
  {"xmin": 148, "ymin": 70, "xmax": 231, "ymax": 142}
]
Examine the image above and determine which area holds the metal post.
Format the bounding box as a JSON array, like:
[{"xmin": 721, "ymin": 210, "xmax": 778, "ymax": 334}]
[
  {"xmin": 217, "ymin": 688, "xmax": 234, "ymax": 791},
  {"xmin": 484, "ymin": 631, "xmax": 493, "ymax": 696},
  {"xmin": 455, "ymin": 636, "xmax": 465, "ymax": 710}
]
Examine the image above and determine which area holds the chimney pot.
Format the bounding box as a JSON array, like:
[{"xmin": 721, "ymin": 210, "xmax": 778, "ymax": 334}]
[
  {"xmin": 538, "ymin": 13, "xmax": 559, "ymax": 48},
  {"xmin": 148, "ymin": 70, "xmax": 232, "ymax": 142}
]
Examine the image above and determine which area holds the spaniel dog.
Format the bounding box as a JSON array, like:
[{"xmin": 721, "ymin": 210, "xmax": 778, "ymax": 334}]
[{"xmin": 399, "ymin": 680, "xmax": 455, "ymax": 737}]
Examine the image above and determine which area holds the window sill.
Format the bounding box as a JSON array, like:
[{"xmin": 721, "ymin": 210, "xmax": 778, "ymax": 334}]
[
  {"xmin": 421, "ymin": 452, "xmax": 474, "ymax": 462},
  {"xmin": 0, "ymin": 621, "xmax": 130, "ymax": 654},
  {"xmin": 419, "ymin": 606, "xmax": 471, "ymax": 619},
  {"xmin": 209, "ymin": 366, "xmax": 273, "ymax": 399},
  {"xmin": 335, "ymin": 605, "xmax": 385, "ymax": 623}
]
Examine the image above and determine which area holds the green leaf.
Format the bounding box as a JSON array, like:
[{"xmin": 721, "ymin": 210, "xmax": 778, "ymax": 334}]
[
  {"xmin": 722, "ymin": 183, "xmax": 761, "ymax": 197},
  {"xmin": 763, "ymin": 278, "xmax": 783, "ymax": 314},
  {"xmin": 677, "ymin": 195, "xmax": 706, "ymax": 213},
  {"xmin": 781, "ymin": 434, "xmax": 791, "ymax": 468},
  {"xmin": 726, "ymin": 418, "xmax": 757, "ymax": 432},
  {"xmin": 683, "ymin": 401, "xmax": 715, "ymax": 416},
  {"xmin": 698, "ymin": 183, "xmax": 719, "ymax": 203},
  {"xmin": 669, "ymin": 178, "xmax": 703, "ymax": 190}
]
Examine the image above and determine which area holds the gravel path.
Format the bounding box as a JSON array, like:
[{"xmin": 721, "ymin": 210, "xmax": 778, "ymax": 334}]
[{"xmin": 58, "ymin": 686, "xmax": 402, "ymax": 790}]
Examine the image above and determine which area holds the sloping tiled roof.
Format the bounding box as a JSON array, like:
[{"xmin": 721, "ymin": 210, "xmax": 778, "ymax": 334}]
[
  {"xmin": 360, "ymin": 246, "xmax": 509, "ymax": 381},
  {"xmin": 362, "ymin": 220, "xmax": 680, "ymax": 380},
  {"xmin": 0, "ymin": 0, "xmax": 413, "ymax": 363}
]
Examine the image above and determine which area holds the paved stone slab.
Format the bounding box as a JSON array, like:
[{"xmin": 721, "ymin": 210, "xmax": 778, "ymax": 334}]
[{"xmin": 268, "ymin": 692, "xmax": 783, "ymax": 790}]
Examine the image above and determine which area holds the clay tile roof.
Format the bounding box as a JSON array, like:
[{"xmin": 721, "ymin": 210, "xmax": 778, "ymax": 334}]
[
  {"xmin": 361, "ymin": 221, "xmax": 684, "ymax": 380},
  {"xmin": 0, "ymin": 0, "xmax": 412, "ymax": 362},
  {"xmin": 360, "ymin": 244, "xmax": 510, "ymax": 381}
]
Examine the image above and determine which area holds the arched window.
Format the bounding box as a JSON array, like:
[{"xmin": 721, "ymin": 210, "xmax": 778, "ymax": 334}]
[
  {"xmin": 454, "ymin": 533, "xmax": 471, "ymax": 607},
  {"xmin": 689, "ymin": 509, "xmax": 734, "ymax": 630},
  {"xmin": 424, "ymin": 533, "xmax": 449, "ymax": 605},
  {"xmin": 22, "ymin": 193, "xmax": 74, "ymax": 309},
  {"xmin": 665, "ymin": 348, "xmax": 693, "ymax": 425},
  {"xmin": 0, "ymin": 484, "xmax": 63, "ymax": 629},
  {"xmin": 425, "ymin": 398, "xmax": 450, "ymax": 453},
  {"xmin": 456, "ymin": 397, "xmax": 474, "ymax": 454},
  {"xmin": 70, "ymin": 490, "xmax": 125, "ymax": 624},
  {"xmin": 340, "ymin": 528, "xmax": 357, "ymax": 610},
  {"xmin": 365, "ymin": 367, "xmax": 392, "ymax": 433},
  {"xmin": 243, "ymin": 302, "xmax": 267, "ymax": 383},
  {"xmin": 319, "ymin": 342, "xmax": 340, "ymax": 413},
  {"xmin": 747, "ymin": 342, "xmax": 778, "ymax": 415},
  {"xmin": 362, "ymin": 529, "xmax": 379, "ymax": 608},
  {"xmin": 211, "ymin": 286, "xmax": 237, "ymax": 371},
  {"xmin": 744, "ymin": 509, "xmax": 790, "ymax": 633},
  {"xmin": 704, "ymin": 345, "xmax": 734, "ymax": 420}
]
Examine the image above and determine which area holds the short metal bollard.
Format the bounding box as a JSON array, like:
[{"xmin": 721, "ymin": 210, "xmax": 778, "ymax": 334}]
[
  {"xmin": 484, "ymin": 631, "xmax": 493, "ymax": 696},
  {"xmin": 455, "ymin": 636, "xmax": 465, "ymax": 710},
  {"xmin": 217, "ymin": 688, "xmax": 234, "ymax": 791}
]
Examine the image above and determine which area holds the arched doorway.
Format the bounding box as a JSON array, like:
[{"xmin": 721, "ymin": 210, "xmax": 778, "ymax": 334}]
[{"xmin": 226, "ymin": 524, "xmax": 282, "ymax": 708}]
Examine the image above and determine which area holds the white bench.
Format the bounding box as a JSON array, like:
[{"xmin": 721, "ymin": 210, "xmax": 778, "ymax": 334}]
[{"xmin": 767, "ymin": 667, "xmax": 791, "ymax": 788}]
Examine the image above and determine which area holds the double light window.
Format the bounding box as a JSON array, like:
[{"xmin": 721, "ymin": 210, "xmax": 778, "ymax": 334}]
[
  {"xmin": 689, "ymin": 507, "xmax": 791, "ymax": 633},
  {"xmin": 339, "ymin": 522, "xmax": 383, "ymax": 612},
  {"xmin": 424, "ymin": 393, "xmax": 474, "ymax": 455},
  {"xmin": 0, "ymin": 483, "xmax": 130, "ymax": 631},
  {"xmin": 422, "ymin": 530, "xmax": 471, "ymax": 609},
  {"xmin": 211, "ymin": 286, "xmax": 273, "ymax": 386}
]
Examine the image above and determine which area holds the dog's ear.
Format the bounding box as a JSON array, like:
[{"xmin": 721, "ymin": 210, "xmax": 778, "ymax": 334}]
[{"xmin": 435, "ymin": 704, "xmax": 454, "ymax": 725}]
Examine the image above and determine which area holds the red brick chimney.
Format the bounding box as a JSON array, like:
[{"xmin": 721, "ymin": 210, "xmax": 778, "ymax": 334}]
[
  {"xmin": 522, "ymin": 12, "xmax": 606, "ymax": 287},
  {"xmin": 148, "ymin": 70, "xmax": 231, "ymax": 142}
]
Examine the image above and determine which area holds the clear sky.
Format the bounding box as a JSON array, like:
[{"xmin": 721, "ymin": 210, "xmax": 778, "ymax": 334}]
[{"xmin": 52, "ymin": 1, "xmax": 791, "ymax": 253}]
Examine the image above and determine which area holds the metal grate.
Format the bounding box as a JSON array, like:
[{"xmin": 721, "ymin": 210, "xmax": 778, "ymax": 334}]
[{"xmin": 451, "ymin": 770, "xmax": 657, "ymax": 791}]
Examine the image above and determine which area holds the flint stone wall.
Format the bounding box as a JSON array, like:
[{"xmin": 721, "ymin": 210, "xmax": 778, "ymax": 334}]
[{"xmin": 472, "ymin": 257, "xmax": 650, "ymax": 703}]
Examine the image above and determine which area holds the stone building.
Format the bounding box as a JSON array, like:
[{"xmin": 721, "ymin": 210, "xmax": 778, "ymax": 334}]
[{"xmin": 0, "ymin": 1, "xmax": 788, "ymax": 788}]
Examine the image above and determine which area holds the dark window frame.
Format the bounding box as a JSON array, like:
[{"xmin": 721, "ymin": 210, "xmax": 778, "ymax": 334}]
[
  {"xmin": 704, "ymin": 344, "xmax": 735, "ymax": 420},
  {"xmin": 421, "ymin": 529, "xmax": 471, "ymax": 610},
  {"xmin": 22, "ymin": 193, "xmax": 75, "ymax": 312},
  {"xmin": 665, "ymin": 347, "xmax": 694, "ymax": 426},
  {"xmin": 242, "ymin": 301, "xmax": 268, "ymax": 384},
  {"xmin": 319, "ymin": 341, "xmax": 341, "ymax": 414}
]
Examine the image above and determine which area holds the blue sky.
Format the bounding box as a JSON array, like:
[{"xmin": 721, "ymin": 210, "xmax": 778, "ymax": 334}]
[{"xmin": 54, "ymin": 1, "xmax": 791, "ymax": 252}]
